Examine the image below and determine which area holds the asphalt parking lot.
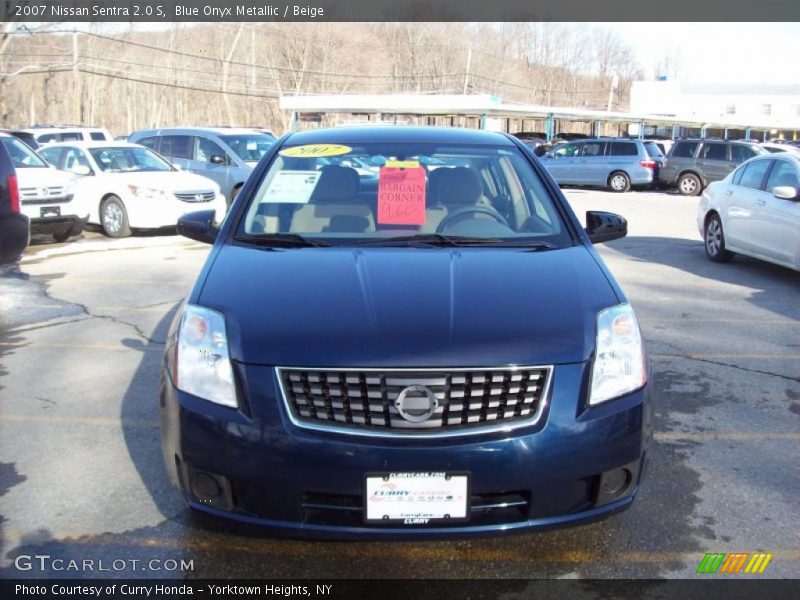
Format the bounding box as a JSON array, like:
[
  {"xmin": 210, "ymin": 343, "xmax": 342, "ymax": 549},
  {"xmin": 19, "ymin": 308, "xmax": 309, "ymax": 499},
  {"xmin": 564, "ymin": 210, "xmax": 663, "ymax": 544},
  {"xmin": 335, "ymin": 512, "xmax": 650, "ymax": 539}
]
[{"xmin": 0, "ymin": 189, "xmax": 798, "ymax": 579}]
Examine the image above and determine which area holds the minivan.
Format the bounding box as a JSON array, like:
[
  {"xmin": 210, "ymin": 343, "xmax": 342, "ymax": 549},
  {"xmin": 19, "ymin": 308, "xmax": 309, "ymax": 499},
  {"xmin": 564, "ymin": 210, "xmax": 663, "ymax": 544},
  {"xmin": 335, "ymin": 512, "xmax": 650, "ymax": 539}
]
[
  {"xmin": 128, "ymin": 127, "xmax": 275, "ymax": 205},
  {"xmin": 540, "ymin": 138, "xmax": 664, "ymax": 192},
  {"xmin": 161, "ymin": 126, "xmax": 652, "ymax": 538}
]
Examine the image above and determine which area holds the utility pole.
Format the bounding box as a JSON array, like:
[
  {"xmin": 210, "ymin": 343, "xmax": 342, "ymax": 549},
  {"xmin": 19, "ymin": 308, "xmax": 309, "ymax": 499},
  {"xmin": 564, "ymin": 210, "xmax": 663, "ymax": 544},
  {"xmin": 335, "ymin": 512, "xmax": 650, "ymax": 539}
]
[
  {"xmin": 463, "ymin": 46, "xmax": 472, "ymax": 95},
  {"xmin": 72, "ymin": 32, "xmax": 80, "ymax": 124}
]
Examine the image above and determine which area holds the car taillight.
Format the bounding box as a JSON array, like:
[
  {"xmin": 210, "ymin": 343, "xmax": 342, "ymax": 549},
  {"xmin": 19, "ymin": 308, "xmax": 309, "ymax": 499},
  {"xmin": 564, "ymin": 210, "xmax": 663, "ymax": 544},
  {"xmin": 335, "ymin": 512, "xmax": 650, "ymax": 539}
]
[
  {"xmin": 8, "ymin": 174, "xmax": 19, "ymax": 213},
  {"xmin": 640, "ymin": 160, "xmax": 657, "ymax": 169}
]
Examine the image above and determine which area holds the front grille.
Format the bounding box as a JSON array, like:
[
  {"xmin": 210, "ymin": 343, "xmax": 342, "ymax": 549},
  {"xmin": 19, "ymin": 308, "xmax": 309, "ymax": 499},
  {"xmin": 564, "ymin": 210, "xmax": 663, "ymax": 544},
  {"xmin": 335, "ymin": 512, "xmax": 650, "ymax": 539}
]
[
  {"xmin": 277, "ymin": 366, "xmax": 552, "ymax": 437},
  {"xmin": 20, "ymin": 186, "xmax": 67, "ymax": 201},
  {"xmin": 21, "ymin": 195, "xmax": 72, "ymax": 205},
  {"xmin": 300, "ymin": 490, "xmax": 530, "ymax": 527},
  {"xmin": 174, "ymin": 190, "xmax": 215, "ymax": 202}
]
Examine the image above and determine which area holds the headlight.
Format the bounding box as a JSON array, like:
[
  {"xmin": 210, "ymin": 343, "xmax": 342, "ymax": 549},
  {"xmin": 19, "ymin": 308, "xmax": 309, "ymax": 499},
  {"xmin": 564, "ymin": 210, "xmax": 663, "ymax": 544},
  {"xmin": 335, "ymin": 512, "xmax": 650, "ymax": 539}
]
[
  {"xmin": 175, "ymin": 304, "xmax": 237, "ymax": 408},
  {"xmin": 589, "ymin": 303, "xmax": 646, "ymax": 405},
  {"xmin": 128, "ymin": 185, "xmax": 168, "ymax": 201}
]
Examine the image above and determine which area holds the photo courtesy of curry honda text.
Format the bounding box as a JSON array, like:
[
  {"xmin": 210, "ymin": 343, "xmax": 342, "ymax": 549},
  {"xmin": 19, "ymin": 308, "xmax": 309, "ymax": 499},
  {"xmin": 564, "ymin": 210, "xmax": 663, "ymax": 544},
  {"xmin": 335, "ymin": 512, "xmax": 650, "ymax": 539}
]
[{"xmin": 161, "ymin": 126, "xmax": 652, "ymax": 539}]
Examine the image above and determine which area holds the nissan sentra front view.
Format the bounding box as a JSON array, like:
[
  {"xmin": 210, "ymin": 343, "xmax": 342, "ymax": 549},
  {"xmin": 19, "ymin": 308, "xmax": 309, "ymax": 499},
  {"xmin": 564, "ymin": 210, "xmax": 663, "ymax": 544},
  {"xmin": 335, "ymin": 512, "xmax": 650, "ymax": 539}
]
[{"xmin": 161, "ymin": 126, "xmax": 652, "ymax": 538}]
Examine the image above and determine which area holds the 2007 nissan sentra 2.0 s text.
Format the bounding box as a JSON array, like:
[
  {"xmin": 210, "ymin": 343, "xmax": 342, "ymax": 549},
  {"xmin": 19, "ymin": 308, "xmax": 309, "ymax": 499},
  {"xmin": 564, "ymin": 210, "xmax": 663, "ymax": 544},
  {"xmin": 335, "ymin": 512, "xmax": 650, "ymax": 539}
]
[{"xmin": 161, "ymin": 126, "xmax": 653, "ymax": 539}]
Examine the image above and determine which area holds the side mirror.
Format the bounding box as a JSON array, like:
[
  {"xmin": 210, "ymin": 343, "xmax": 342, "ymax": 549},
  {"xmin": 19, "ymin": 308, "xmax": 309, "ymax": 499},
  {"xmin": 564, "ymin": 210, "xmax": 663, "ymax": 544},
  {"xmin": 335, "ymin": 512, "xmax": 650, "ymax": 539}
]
[
  {"xmin": 586, "ymin": 211, "xmax": 627, "ymax": 244},
  {"xmin": 773, "ymin": 185, "xmax": 799, "ymax": 200},
  {"xmin": 177, "ymin": 210, "xmax": 218, "ymax": 244},
  {"xmin": 72, "ymin": 164, "xmax": 92, "ymax": 176},
  {"xmin": 210, "ymin": 155, "xmax": 227, "ymax": 165}
]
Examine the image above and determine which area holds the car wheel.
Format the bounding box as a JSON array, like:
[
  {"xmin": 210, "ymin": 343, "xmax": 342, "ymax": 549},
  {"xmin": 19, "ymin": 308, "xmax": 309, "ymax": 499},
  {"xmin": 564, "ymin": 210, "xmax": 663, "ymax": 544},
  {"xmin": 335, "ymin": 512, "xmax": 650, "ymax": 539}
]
[
  {"xmin": 678, "ymin": 173, "xmax": 702, "ymax": 196},
  {"xmin": 608, "ymin": 171, "xmax": 631, "ymax": 193},
  {"xmin": 704, "ymin": 214, "xmax": 734, "ymax": 263},
  {"xmin": 101, "ymin": 196, "xmax": 131, "ymax": 238},
  {"xmin": 53, "ymin": 231, "xmax": 71, "ymax": 243}
]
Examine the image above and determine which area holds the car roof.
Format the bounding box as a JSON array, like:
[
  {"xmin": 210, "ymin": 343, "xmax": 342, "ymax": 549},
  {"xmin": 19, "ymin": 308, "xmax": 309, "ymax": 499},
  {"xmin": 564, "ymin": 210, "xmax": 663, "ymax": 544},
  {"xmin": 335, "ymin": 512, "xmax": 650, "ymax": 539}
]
[
  {"xmin": 131, "ymin": 127, "xmax": 264, "ymax": 136},
  {"xmin": 282, "ymin": 126, "xmax": 515, "ymax": 146},
  {"xmin": 41, "ymin": 141, "xmax": 144, "ymax": 149}
]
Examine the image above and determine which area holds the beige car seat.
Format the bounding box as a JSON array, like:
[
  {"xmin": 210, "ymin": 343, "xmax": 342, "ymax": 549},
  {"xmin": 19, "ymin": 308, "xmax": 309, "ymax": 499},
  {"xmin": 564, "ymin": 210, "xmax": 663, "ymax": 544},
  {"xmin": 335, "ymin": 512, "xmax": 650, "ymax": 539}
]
[{"xmin": 289, "ymin": 166, "xmax": 375, "ymax": 234}]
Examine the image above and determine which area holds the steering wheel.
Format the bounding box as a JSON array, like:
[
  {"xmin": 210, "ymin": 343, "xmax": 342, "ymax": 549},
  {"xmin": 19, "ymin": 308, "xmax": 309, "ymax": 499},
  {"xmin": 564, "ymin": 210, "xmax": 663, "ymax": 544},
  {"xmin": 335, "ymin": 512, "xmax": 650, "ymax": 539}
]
[{"xmin": 436, "ymin": 205, "xmax": 510, "ymax": 233}]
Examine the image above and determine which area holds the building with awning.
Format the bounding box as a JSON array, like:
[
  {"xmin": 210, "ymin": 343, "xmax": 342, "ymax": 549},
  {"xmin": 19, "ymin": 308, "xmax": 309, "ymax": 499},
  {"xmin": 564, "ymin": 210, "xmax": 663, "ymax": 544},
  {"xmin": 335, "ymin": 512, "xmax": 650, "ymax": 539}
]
[{"xmin": 279, "ymin": 93, "xmax": 800, "ymax": 141}]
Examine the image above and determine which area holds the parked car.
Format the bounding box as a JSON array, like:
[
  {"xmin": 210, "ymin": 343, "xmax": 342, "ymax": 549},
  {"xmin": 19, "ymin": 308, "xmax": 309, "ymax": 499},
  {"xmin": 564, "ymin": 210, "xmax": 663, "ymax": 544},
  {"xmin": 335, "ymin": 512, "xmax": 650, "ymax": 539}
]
[
  {"xmin": 162, "ymin": 126, "xmax": 651, "ymax": 538},
  {"xmin": 659, "ymin": 139, "xmax": 767, "ymax": 196},
  {"xmin": 0, "ymin": 134, "xmax": 86, "ymax": 243},
  {"xmin": 128, "ymin": 127, "xmax": 276, "ymax": 205},
  {"xmin": 644, "ymin": 138, "xmax": 674, "ymax": 156},
  {"xmin": 39, "ymin": 142, "xmax": 228, "ymax": 238},
  {"xmin": 24, "ymin": 126, "xmax": 113, "ymax": 145},
  {"xmin": 760, "ymin": 142, "xmax": 800, "ymax": 156},
  {"xmin": 698, "ymin": 153, "xmax": 800, "ymax": 271},
  {"xmin": 539, "ymin": 138, "xmax": 664, "ymax": 192},
  {"xmin": 0, "ymin": 134, "xmax": 29, "ymax": 264},
  {"xmin": 1, "ymin": 129, "xmax": 39, "ymax": 150}
]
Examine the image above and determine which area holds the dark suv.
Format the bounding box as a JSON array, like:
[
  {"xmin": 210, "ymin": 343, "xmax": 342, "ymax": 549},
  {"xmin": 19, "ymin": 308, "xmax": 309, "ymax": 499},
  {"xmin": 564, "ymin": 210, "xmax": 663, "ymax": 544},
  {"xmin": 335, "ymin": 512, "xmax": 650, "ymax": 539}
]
[
  {"xmin": 659, "ymin": 139, "xmax": 767, "ymax": 195},
  {"xmin": 0, "ymin": 135, "xmax": 29, "ymax": 264}
]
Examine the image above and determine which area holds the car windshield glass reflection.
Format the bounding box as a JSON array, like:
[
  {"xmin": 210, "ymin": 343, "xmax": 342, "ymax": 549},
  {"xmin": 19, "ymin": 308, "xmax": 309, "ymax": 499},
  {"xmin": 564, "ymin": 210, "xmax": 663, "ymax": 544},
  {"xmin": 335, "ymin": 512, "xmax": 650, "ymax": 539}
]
[
  {"xmin": 1, "ymin": 137, "xmax": 48, "ymax": 168},
  {"xmin": 89, "ymin": 147, "xmax": 174, "ymax": 173},
  {"xmin": 238, "ymin": 142, "xmax": 572, "ymax": 248}
]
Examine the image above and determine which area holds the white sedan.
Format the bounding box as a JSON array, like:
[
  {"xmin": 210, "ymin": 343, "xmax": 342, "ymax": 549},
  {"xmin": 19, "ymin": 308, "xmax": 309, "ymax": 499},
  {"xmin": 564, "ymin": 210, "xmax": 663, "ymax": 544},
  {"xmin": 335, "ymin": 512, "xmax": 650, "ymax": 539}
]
[
  {"xmin": 39, "ymin": 142, "xmax": 228, "ymax": 237},
  {"xmin": 698, "ymin": 153, "xmax": 800, "ymax": 271}
]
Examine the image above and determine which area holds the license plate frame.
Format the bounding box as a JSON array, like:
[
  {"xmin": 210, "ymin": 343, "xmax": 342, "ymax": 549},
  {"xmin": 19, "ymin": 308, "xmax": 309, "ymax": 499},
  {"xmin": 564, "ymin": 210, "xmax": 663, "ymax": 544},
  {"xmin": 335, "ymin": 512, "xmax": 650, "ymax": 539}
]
[{"xmin": 364, "ymin": 471, "xmax": 470, "ymax": 525}]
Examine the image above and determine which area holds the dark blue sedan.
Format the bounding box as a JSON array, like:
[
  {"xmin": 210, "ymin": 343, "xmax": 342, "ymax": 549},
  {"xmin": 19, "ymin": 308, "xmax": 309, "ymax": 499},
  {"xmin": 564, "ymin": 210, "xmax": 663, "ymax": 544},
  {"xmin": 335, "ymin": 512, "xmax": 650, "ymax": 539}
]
[{"xmin": 162, "ymin": 126, "xmax": 652, "ymax": 538}]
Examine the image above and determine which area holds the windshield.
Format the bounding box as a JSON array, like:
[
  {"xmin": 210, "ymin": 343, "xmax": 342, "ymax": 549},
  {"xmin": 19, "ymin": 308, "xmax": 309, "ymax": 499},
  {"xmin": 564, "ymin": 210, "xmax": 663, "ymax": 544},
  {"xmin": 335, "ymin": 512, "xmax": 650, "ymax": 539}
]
[
  {"xmin": 238, "ymin": 141, "xmax": 572, "ymax": 247},
  {"xmin": 1, "ymin": 137, "xmax": 48, "ymax": 168},
  {"xmin": 89, "ymin": 147, "xmax": 174, "ymax": 173},
  {"xmin": 220, "ymin": 134, "xmax": 274, "ymax": 162}
]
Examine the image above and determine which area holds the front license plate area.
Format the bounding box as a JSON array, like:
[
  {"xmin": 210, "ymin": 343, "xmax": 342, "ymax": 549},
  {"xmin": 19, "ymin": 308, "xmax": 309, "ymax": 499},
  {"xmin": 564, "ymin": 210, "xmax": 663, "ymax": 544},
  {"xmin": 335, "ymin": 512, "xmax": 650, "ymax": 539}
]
[
  {"xmin": 364, "ymin": 472, "xmax": 469, "ymax": 525},
  {"xmin": 40, "ymin": 206, "xmax": 61, "ymax": 217}
]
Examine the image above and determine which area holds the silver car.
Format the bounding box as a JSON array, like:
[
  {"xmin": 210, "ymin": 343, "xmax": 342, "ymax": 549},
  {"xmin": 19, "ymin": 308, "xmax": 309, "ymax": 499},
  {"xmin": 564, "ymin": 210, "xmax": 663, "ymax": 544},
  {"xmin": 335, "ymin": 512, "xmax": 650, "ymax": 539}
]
[
  {"xmin": 128, "ymin": 127, "xmax": 275, "ymax": 205},
  {"xmin": 539, "ymin": 138, "xmax": 664, "ymax": 192},
  {"xmin": 698, "ymin": 153, "xmax": 800, "ymax": 271}
]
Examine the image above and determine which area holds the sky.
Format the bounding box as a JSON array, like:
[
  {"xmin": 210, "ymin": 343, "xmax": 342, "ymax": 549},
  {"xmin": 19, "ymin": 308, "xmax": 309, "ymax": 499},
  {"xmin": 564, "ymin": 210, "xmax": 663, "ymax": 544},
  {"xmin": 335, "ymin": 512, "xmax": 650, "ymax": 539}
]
[
  {"xmin": 598, "ymin": 22, "xmax": 800, "ymax": 84},
  {"xmin": 54, "ymin": 21, "xmax": 800, "ymax": 86}
]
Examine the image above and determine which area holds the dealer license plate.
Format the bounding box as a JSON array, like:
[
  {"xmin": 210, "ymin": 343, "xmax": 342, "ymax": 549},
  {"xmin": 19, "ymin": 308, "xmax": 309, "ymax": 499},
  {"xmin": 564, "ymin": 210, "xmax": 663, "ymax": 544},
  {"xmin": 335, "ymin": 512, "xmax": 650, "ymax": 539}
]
[{"xmin": 364, "ymin": 472, "xmax": 469, "ymax": 524}]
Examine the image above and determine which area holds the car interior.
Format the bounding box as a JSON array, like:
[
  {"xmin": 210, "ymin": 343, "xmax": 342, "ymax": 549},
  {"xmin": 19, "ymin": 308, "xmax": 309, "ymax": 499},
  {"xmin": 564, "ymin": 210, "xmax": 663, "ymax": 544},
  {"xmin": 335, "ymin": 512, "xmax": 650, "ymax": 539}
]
[{"xmin": 246, "ymin": 151, "xmax": 562, "ymax": 240}]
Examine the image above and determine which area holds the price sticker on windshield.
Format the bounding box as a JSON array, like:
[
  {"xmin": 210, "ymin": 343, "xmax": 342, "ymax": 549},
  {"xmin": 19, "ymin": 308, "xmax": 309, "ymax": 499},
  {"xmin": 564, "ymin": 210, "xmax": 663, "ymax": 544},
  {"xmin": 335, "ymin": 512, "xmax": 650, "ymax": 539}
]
[
  {"xmin": 279, "ymin": 144, "xmax": 352, "ymax": 158},
  {"xmin": 377, "ymin": 165, "xmax": 426, "ymax": 226}
]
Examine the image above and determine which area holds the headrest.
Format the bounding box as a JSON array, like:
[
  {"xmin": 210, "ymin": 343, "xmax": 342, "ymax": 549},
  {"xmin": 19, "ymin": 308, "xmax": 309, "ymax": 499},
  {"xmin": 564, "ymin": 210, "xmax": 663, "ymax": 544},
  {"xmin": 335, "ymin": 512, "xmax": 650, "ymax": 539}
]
[
  {"xmin": 426, "ymin": 168, "xmax": 448, "ymax": 206},
  {"xmin": 437, "ymin": 167, "xmax": 483, "ymax": 206},
  {"xmin": 310, "ymin": 165, "xmax": 360, "ymax": 203}
]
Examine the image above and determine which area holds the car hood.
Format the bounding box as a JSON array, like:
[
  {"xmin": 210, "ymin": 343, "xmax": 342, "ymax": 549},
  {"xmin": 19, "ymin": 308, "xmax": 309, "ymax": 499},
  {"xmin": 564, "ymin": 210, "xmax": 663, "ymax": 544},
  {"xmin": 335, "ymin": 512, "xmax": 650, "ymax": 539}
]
[
  {"xmin": 103, "ymin": 170, "xmax": 220, "ymax": 193},
  {"xmin": 16, "ymin": 167, "xmax": 76, "ymax": 188},
  {"xmin": 198, "ymin": 245, "xmax": 620, "ymax": 367}
]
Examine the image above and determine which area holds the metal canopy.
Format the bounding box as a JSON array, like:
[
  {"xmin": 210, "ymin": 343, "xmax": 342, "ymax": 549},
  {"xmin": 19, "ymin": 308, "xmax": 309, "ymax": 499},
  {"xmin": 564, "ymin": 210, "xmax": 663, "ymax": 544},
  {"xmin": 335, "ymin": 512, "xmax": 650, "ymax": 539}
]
[{"xmin": 279, "ymin": 93, "xmax": 799, "ymax": 132}]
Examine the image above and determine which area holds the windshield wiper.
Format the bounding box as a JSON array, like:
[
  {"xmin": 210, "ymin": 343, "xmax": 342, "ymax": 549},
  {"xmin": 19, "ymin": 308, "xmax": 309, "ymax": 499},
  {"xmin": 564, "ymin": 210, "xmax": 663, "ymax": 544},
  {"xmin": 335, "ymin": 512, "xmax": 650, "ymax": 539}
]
[
  {"xmin": 233, "ymin": 233, "xmax": 332, "ymax": 248},
  {"xmin": 353, "ymin": 234, "xmax": 502, "ymax": 247},
  {"xmin": 353, "ymin": 234, "xmax": 555, "ymax": 250}
]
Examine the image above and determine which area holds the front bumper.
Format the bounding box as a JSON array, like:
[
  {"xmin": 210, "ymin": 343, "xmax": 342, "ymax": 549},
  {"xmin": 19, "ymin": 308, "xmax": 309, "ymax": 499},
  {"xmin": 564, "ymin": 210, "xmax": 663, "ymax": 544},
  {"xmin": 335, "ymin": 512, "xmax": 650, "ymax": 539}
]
[
  {"xmin": 161, "ymin": 362, "xmax": 652, "ymax": 539},
  {"xmin": 29, "ymin": 215, "xmax": 87, "ymax": 235}
]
